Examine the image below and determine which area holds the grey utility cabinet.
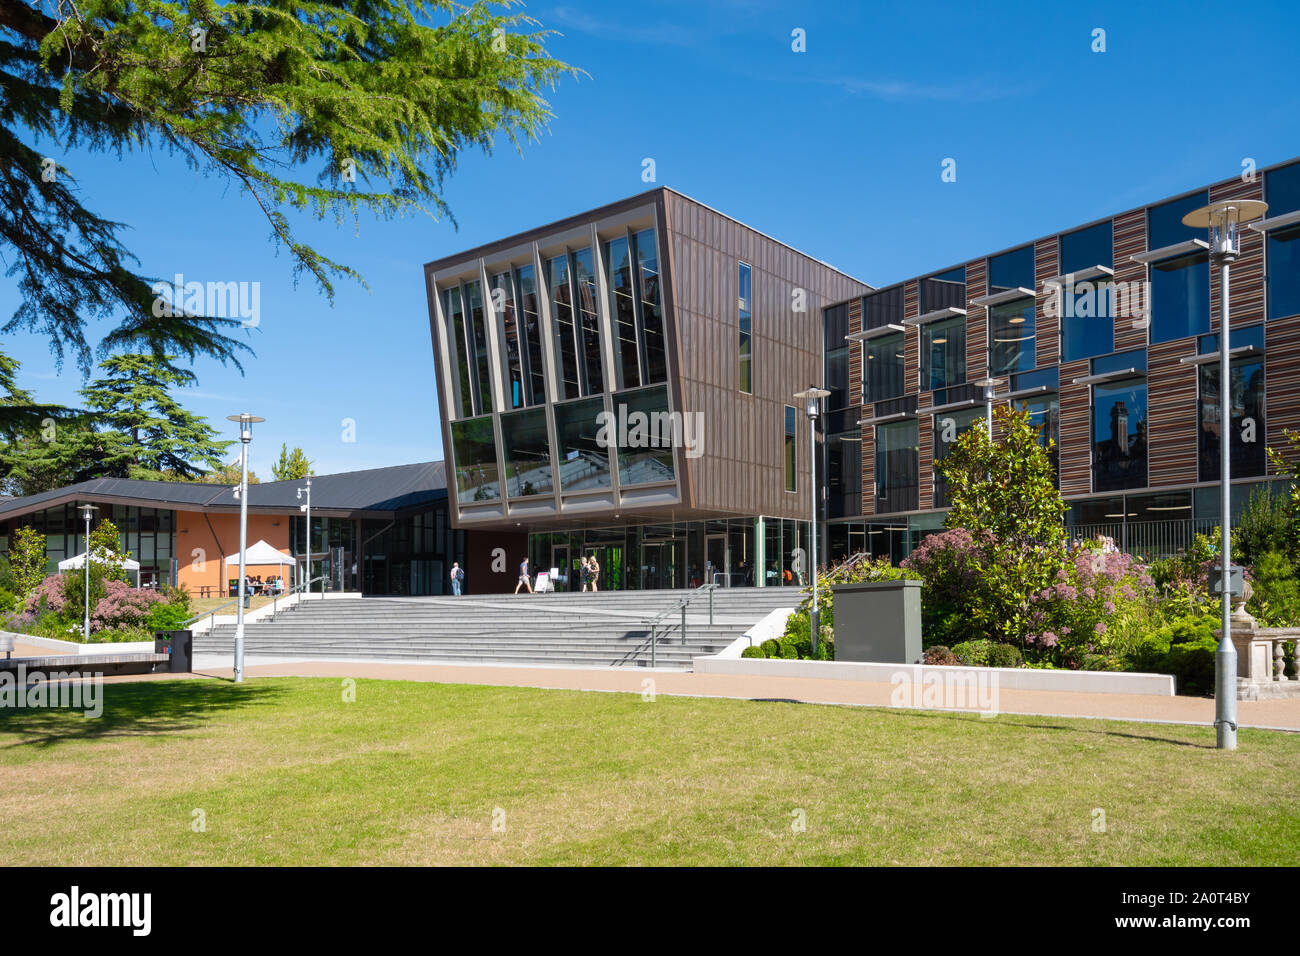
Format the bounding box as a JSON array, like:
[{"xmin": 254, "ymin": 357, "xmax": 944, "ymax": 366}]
[{"xmin": 830, "ymin": 580, "xmax": 923, "ymax": 663}]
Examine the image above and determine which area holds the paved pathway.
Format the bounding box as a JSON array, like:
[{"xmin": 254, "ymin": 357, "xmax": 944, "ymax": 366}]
[{"xmin": 11, "ymin": 639, "xmax": 1299, "ymax": 731}]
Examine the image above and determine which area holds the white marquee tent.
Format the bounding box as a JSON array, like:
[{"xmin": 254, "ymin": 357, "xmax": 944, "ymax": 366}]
[
  {"xmin": 58, "ymin": 549, "xmax": 142, "ymax": 586},
  {"xmin": 224, "ymin": 540, "xmax": 296, "ymax": 568}
]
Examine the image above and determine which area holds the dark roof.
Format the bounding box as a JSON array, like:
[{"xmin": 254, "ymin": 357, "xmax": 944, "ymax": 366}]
[{"xmin": 0, "ymin": 461, "xmax": 447, "ymax": 521}]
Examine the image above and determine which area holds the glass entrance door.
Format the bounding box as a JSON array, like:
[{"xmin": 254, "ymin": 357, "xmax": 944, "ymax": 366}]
[
  {"xmin": 641, "ymin": 538, "xmax": 683, "ymax": 589},
  {"xmin": 550, "ymin": 544, "xmax": 571, "ymax": 591},
  {"xmin": 705, "ymin": 535, "xmax": 728, "ymax": 587}
]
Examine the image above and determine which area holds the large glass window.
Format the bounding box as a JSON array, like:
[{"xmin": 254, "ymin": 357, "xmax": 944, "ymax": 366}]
[
  {"xmin": 738, "ymin": 261, "xmax": 753, "ymax": 393},
  {"xmin": 1148, "ymin": 192, "xmax": 1210, "ymax": 343},
  {"xmin": 450, "ymin": 416, "xmax": 500, "ymax": 504},
  {"xmin": 444, "ymin": 286, "xmax": 473, "ymax": 417},
  {"xmin": 1017, "ymin": 393, "xmax": 1060, "ymax": 479},
  {"xmin": 875, "ymin": 419, "xmax": 918, "ymax": 514},
  {"xmin": 827, "ymin": 431, "xmax": 861, "ymax": 520},
  {"xmin": 863, "ymin": 285, "xmax": 905, "ymax": 331},
  {"xmin": 1092, "ymin": 378, "xmax": 1147, "ymax": 492},
  {"xmin": 920, "ymin": 265, "xmax": 966, "ymax": 314},
  {"xmin": 989, "ymin": 298, "xmax": 1036, "ymax": 377},
  {"xmin": 921, "ymin": 316, "xmax": 966, "ymax": 391},
  {"xmin": 932, "ymin": 406, "xmax": 984, "ymax": 508},
  {"xmin": 547, "ymin": 254, "xmax": 580, "ymax": 400},
  {"xmin": 785, "ymin": 405, "xmax": 797, "ymax": 492},
  {"xmin": 613, "ymin": 385, "xmax": 676, "ymax": 486},
  {"xmin": 1198, "ymin": 328, "xmax": 1266, "ymax": 481},
  {"xmin": 553, "ymin": 395, "xmax": 611, "ymax": 492},
  {"xmin": 500, "ymin": 406, "xmax": 553, "ymax": 497},
  {"xmin": 865, "ymin": 332, "xmax": 905, "ymax": 403},
  {"xmin": 491, "ymin": 271, "xmax": 526, "ymax": 409},
  {"xmin": 1266, "ymin": 161, "xmax": 1300, "ymax": 320},
  {"xmin": 825, "ymin": 344, "xmax": 849, "ymax": 411},
  {"xmin": 465, "ymin": 280, "xmax": 493, "ymax": 413},
  {"xmin": 514, "ymin": 264, "xmax": 545, "ymax": 406},
  {"xmin": 1059, "ymin": 220, "xmax": 1115, "ymax": 362},
  {"xmin": 988, "ymin": 244, "xmax": 1035, "ymax": 294},
  {"xmin": 572, "ymin": 247, "xmax": 604, "ymax": 395},
  {"xmin": 605, "ymin": 236, "xmax": 641, "ymax": 390},
  {"xmin": 634, "ymin": 229, "xmax": 668, "ymax": 384}
]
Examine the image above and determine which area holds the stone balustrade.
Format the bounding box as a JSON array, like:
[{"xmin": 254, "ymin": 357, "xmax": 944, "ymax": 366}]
[{"xmin": 1226, "ymin": 614, "xmax": 1300, "ymax": 700}]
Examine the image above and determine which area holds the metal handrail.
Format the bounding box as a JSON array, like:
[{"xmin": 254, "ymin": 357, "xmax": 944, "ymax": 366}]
[
  {"xmin": 643, "ymin": 583, "xmax": 719, "ymax": 668},
  {"xmin": 184, "ymin": 576, "xmax": 326, "ymax": 631}
]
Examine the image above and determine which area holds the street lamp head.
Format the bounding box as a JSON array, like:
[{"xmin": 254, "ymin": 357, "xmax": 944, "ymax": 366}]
[
  {"xmin": 78, "ymin": 503, "xmax": 98, "ymax": 518},
  {"xmin": 226, "ymin": 413, "xmax": 265, "ymax": 443},
  {"xmin": 794, "ymin": 385, "xmax": 831, "ymax": 420},
  {"xmin": 1182, "ymin": 200, "xmax": 1268, "ymax": 262}
]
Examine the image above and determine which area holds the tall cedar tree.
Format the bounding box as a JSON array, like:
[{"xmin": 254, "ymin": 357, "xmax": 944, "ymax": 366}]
[
  {"xmin": 79, "ymin": 353, "xmax": 231, "ymax": 478},
  {"xmin": 0, "ymin": 0, "xmax": 575, "ymax": 378}
]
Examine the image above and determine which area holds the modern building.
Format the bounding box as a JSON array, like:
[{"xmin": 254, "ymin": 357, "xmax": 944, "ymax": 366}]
[
  {"xmin": 423, "ymin": 187, "xmax": 868, "ymax": 590},
  {"xmin": 823, "ymin": 157, "xmax": 1300, "ymax": 563},
  {"xmin": 427, "ymin": 162, "xmax": 1300, "ymax": 582},
  {"xmin": 0, "ymin": 462, "xmax": 525, "ymax": 596}
]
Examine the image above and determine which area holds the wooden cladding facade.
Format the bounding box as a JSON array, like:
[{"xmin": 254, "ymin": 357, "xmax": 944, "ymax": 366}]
[
  {"xmin": 662, "ymin": 191, "xmax": 869, "ymax": 522},
  {"xmin": 839, "ymin": 159, "xmax": 1297, "ymax": 524}
]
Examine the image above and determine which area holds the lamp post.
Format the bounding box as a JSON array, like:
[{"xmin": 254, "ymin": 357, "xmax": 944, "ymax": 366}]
[
  {"xmin": 971, "ymin": 377, "xmax": 1003, "ymax": 439},
  {"xmin": 794, "ymin": 386, "xmax": 831, "ymax": 656},
  {"xmin": 226, "ymin": 413, "xmax": 265, "ymax": 683},
  {"xmin": 1182, "ymin": 198, "xmax": 1268, "ymax": 750},
  {"xmin": 297, "ymin": 474, "xmax": 313, "ymax": 598},
  {"xmin": 78, "ymin": 504, "xmax": 97, "ymax": 639}
]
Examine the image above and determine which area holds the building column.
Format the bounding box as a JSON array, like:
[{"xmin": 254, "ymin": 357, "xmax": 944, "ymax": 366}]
[{"xmin": 754, "ymin": 516, "xmax": 765, "ymax": 587}]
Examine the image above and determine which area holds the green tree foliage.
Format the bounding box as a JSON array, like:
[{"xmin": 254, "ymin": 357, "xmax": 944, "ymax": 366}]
[
  {"xmin": 937, "ymin": 405, "xmax": 1067, "ymax": 549},
  {"xmin": 0, "ymin": 353, "xmax": 229, "ymax": 493},
  {"xmin": 89, "ymin": 516, "xmax": 132, "ymax": 583},
  {"xmin": 271, "ymin": 444, "xmax": 313, "ymax": 481},
  {"xmin": 909, "ymin": 405, "xmax": 1070, "ymax": 647},
  {"xmin": 0, "ymin": 348, "xmax": 80, "ymax": 457},
  {"xmin": 197, "ymin": 459, "xmax": 259, "ymax": 485},
  {"xmin": 10, "ymin": 524, "xmax": 47, "ymax": 597},
  {"xmin": 79, "ymin": 354, "xmax": 231, "ymax": 479},
  {"xmin": 0, "ymin": 0, "xmax": 576, "ymax": 374}
]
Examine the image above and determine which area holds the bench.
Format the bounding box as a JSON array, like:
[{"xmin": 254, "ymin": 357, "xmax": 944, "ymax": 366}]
[{"xmin": 0, "ymin": 652, "xmax": 170, "ymax": 675}]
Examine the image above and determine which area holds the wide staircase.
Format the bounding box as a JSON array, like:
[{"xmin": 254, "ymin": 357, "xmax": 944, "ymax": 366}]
[{"xmin": 195, "ymin": 587, "xmax": 800, "ymax": 669}]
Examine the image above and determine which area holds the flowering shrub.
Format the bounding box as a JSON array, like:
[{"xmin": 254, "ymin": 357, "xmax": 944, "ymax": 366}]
[
  {"xmin": 22, "ymin": 574, "xmax": 70, "ymax": 616},
  {"xmin": 91, "ymin": 579, "xmax": 165, "ymax": 633},
  {"xmin": 1024, "ymin": 541, "xmax": 1155, "ymax": 668}
]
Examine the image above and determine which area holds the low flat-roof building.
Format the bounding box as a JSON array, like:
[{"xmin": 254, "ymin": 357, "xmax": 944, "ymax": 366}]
[{"xmin": 0, "ymin": 462, "xmax": 525, "ymax": 596}]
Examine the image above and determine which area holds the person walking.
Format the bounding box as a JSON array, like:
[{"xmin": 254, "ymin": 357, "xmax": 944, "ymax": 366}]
[
  {"xmin": 515, "ymin": 556, "xmax": 533, "ymax": 594},
  {"xmin": 449, "ymin": 561, "xmax": 465, "ymax": 596},
  {"xmin": 579, "ymin": 555, "xmax": 591, "ymax": 592},
  {"xmin": 587, "ymin": 553, "xmax": 600, "ymax": 592}
]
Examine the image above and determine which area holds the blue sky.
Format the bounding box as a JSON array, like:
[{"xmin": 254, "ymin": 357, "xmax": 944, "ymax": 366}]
[{"xmin": 4, "ymin": 0, "xmax": 1299, "ymax": 478}]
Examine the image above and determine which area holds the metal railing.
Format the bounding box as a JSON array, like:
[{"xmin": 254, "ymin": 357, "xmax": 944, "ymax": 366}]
[
  {"xmin": 642, "ymin": 583, "xmax": 719, "ymax": 668},
  {"xmin": 1069, "ymin": 518, "xmax": 1219, "ymax": 562},
  {"xmin": 184, "ymin": 576, "xmax": 327, "ymax": 632}
]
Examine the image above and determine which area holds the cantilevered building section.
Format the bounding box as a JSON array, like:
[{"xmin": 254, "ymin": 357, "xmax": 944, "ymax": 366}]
[{"xmin": 424, "ymin": 188, "xmax": 869, "ymax": 590}]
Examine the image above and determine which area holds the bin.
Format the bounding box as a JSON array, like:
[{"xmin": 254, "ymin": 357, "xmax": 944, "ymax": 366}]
[{"xmin": 154, "ymin": 630, "xmax": 194, "ymax": 673}]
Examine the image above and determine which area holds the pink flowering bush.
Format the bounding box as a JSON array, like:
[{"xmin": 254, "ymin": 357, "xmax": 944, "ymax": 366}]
[
  {"xmin": 91, "ymin": 579, "xmax": 165, "ymax": 633},
  {"xmin": 1025, "ymin": 542, "xmax": 1155, "ymax": 668},
  {"xmin": 22, "ymin": 574, "xmax": 70, "ymax": 615}
]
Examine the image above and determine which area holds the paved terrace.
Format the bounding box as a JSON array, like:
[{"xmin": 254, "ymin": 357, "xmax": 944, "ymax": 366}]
[{"xmin": 11, "ymin": 638, "xmax": 1298, "ymax": 732}]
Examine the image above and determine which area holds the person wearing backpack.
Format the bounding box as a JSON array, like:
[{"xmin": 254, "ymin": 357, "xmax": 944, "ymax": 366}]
[{"xmin": 450, "ymin": 561, "xmax": 465, "ymax": 596}]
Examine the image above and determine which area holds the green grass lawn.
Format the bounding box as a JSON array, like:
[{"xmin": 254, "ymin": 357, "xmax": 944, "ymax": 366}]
[{"xmin": 1, "ymin": 677, "xmax": 1296, "ymax": 865}]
